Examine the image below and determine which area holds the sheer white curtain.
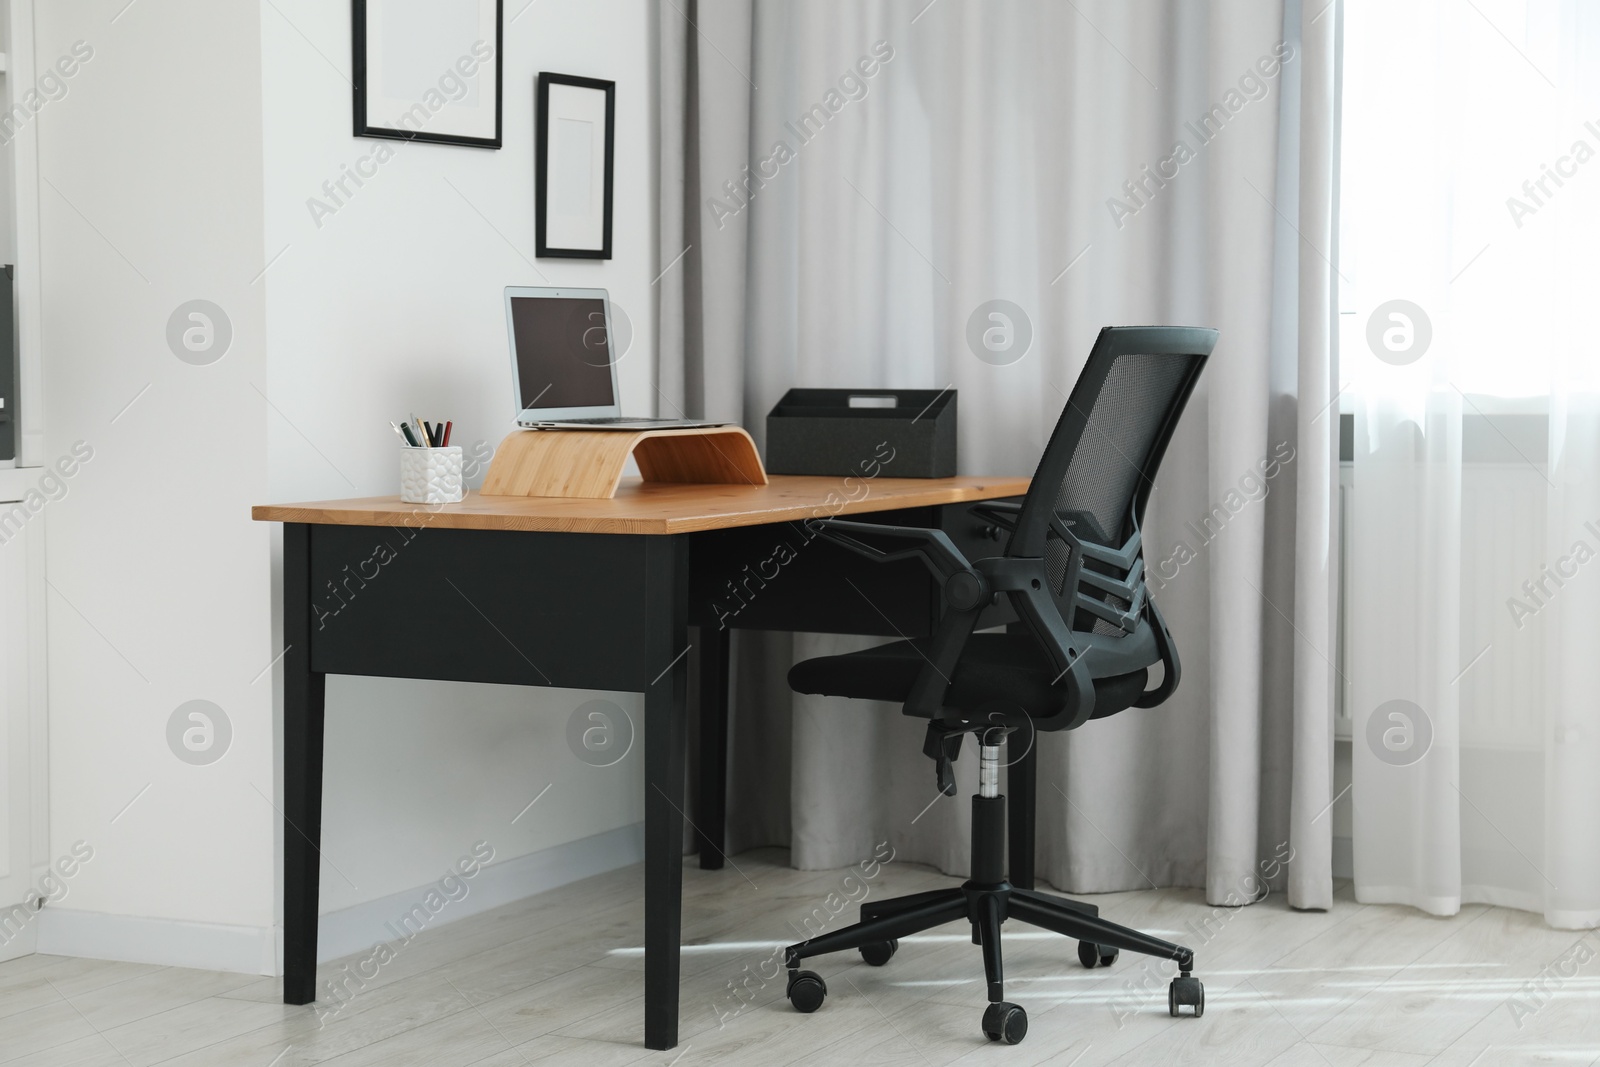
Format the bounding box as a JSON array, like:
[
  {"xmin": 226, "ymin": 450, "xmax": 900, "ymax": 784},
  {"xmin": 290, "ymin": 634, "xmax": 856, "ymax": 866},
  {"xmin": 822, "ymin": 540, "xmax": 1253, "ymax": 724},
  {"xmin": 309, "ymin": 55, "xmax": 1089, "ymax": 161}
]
[
  {"xmin": 662, "ymin": 0, "xmax": 1340, "ymax": 909},
  {"xmin": 1345, "ymin": 0, "xmax": 1600, "ymax": 926}
]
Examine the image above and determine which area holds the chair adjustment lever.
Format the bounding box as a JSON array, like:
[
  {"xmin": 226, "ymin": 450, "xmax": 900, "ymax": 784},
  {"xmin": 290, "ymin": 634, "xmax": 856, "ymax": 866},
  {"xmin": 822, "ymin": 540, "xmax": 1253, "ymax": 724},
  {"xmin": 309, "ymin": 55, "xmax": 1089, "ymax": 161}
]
[{"xmin": 922, "ymin": 723, "xmax": 966, "ymax": 797}]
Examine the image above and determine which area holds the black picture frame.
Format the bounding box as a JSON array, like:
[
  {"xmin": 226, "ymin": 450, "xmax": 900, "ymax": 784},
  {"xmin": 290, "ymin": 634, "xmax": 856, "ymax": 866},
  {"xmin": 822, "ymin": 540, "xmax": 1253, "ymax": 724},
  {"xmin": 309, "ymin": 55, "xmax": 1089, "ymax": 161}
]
[
  {"xmin": 536, "ymin": 72, "xmax": 615, "ymax": 259},
  {"xmin": 352, "ymin": 0, "xmax": 504, "ymax": 149}
]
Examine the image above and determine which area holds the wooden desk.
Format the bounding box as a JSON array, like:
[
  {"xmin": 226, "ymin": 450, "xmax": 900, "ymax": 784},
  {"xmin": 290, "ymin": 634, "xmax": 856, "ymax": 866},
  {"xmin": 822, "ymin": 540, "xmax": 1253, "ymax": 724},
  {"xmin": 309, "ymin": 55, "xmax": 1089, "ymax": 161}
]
[
  {"xmin": 252, "ymin": 474, "xmax": 1029, "ymax": 534},
  {"xmin": 253, "ymin": 474, "xmax": 1029, "ymax": 1050}
]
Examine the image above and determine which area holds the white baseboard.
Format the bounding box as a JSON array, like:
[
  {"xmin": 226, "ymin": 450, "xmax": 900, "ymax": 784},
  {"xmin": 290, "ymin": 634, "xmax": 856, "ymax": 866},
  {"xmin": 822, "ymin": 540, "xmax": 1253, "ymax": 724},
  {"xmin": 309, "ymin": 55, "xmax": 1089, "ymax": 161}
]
[
  {"xmin": 32, "ymin": 823, "xmax": 646, "ymax": 975},
  {"xmin": 36, "ymin": 909, "xmax": 278, "ymax": 975},
  {"xmin": 315, "ymin": 821, "xmax": 644, "ymax": 963}
]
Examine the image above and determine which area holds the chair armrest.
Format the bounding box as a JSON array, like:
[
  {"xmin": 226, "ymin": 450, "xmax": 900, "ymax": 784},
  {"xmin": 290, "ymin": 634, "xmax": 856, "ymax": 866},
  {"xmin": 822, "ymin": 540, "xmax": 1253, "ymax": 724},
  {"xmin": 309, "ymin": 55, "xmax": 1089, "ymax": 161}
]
[
  {"xmin": 811, "ymin": 518, "xmax": 990, "ymax": 726},
  {"xmin": 811, "ymin": 519, "xmax": 990, "ymax": 611},
  {"xmin": 968, "ymin": 500, "xmax": 1021, "ymax": 537}
]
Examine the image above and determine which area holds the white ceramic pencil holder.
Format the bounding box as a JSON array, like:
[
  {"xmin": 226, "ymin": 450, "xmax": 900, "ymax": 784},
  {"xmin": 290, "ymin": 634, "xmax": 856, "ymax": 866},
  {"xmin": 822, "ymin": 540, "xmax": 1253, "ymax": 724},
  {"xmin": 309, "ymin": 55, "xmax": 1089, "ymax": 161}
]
[{"xmin": 399, "ymin": 446, "xmax": 463, "ymax": 504}]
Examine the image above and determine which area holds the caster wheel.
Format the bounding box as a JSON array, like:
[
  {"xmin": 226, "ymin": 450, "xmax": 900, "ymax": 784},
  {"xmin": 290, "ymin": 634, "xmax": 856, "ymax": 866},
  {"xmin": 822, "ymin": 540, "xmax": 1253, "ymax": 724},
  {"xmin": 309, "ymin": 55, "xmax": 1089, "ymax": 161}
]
[
  {"xmin": 1168, "ymin": 975, "xmax": 1204, "ymax": 1017},
  {"xmin": 787, "ymin": 970, "xmax": 827, "ymax": 1013},
  {"xmin": 859, "ymin": 939, "xmax": 898, "ymax": 967},
  {"xmin": 1077, "ymin": 941, "xmax": 1118, "ymax": 968},
  {"xmin": 982, "ymin": 1001, "xmax": 1028, "ymax": 1045}
]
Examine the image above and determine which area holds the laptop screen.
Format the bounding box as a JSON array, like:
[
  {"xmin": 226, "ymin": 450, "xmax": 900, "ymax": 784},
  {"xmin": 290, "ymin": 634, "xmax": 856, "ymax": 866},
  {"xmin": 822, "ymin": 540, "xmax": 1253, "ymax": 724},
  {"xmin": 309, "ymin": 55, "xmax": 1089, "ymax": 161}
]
[{"xmin": 509, "ymin": 295, "xmax": 615, "ymax": 411}]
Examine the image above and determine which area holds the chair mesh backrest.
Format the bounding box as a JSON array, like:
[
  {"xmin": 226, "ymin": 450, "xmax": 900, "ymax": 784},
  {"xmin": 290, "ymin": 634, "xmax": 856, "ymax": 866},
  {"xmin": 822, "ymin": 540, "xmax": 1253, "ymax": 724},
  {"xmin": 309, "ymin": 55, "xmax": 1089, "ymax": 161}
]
[
  {"xmin": 1051, "ymin": 353, "xmax": 1197, "ymax": 540},
  {"xmin": 1013, "ymin": 327, "xmax": 1214, "ymax": 637}
]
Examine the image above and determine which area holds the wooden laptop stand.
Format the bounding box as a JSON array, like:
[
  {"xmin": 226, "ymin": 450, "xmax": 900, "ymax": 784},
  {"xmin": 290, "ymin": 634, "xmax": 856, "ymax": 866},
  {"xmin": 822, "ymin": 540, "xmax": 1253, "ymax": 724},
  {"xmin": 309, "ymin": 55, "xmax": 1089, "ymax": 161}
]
[{"xmin": 481, "ymin": 426, "xmax": 769, "ymax": 499}]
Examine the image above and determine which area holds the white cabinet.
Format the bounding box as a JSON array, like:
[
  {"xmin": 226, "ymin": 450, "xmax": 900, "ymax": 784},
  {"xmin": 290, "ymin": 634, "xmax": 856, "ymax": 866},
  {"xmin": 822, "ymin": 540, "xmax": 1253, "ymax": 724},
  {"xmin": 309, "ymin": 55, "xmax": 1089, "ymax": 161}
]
[
  {"xmin": 0, "ymin": 0, "xmax": 46, "ymax": 958},
  {"xmin": 0, "ymin": 507, "xmax": 44, "ymax": 964},
  {"xmin": 0, "ymin": 0, "xmax": 44, "ymax": 469}
]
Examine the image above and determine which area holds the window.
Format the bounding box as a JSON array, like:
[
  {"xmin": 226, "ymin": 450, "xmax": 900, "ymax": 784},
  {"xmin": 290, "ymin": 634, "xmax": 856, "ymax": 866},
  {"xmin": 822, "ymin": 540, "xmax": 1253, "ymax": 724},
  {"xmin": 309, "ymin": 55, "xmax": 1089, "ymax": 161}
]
[{"xmin": 1338, "ymin": 0, "xmax": 1600, "ymax": 402}]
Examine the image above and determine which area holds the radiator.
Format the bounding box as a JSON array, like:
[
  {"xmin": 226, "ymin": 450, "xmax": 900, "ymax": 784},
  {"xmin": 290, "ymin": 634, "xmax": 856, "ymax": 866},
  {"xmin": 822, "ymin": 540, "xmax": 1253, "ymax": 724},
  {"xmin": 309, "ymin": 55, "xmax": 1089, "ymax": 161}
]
[{"xmin": 1336, "ymin": 460, "xmax": 1548, "ymax": 750}]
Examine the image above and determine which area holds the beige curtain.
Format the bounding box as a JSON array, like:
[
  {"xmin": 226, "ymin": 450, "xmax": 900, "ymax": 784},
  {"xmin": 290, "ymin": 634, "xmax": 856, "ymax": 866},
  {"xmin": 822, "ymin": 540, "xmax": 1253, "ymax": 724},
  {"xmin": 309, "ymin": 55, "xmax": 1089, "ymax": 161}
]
[{"xmin": 661, "ymin": 0, "xmax": 1338, "ymax": 910}]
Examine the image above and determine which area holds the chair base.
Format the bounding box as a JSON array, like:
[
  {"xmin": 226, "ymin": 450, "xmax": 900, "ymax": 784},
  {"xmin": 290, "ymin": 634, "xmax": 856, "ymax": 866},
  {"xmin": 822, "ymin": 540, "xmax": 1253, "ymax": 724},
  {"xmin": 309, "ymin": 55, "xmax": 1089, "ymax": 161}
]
[
  {"xmin": 783, "ymin": 880, "xmax": 1197, "ymax": 992},
  {"xmin": 781, "ymin": 785, "xmax": 1203, "ymax": 1042}
]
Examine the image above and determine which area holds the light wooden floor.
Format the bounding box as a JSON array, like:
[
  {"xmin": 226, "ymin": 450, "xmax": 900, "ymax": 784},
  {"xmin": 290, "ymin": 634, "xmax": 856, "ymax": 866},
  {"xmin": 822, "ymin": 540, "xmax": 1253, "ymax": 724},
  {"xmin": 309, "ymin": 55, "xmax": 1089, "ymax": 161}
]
[{"xmin": 2, "ymin": 849, "xmax": 1594, "ymax": 1066}]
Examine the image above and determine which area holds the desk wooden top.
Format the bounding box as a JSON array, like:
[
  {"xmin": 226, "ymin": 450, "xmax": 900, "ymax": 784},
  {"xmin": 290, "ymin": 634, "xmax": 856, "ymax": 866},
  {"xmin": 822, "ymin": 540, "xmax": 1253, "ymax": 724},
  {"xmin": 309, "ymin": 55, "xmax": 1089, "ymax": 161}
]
[{"xmin": 252, "ymin": 475, "xmax": 1031, "ymax": 535}]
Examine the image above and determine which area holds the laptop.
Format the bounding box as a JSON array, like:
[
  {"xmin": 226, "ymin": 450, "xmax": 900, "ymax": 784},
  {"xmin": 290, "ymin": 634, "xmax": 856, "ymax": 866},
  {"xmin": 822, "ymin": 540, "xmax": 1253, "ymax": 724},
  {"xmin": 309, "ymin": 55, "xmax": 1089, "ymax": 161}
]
[{"xmin": 505, "ymin": 286, "xmax": 724, "ymax": 430}]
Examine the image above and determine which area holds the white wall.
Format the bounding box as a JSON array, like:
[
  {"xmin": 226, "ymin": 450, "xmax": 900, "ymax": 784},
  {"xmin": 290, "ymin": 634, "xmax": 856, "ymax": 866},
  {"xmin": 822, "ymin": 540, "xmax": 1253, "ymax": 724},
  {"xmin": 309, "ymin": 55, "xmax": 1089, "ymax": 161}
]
[
  {"xmin": 32, "ymin": 0, "xmax": 658, "ymax": 972},
  {"xmin": 38, "ymin": 0, "xmax": 274, "ymax": 950},
  {"xmin": 260, "ymin": 0, "xmax": 657, "ymax": 924}
]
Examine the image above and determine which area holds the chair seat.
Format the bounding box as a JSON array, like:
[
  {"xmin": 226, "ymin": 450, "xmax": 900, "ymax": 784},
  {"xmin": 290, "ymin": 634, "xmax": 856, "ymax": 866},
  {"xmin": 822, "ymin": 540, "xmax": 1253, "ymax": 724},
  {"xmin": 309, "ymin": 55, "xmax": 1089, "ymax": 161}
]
[{"xmin": 788, "ymin": 631, "xmax": 1153, "ymax": 724}]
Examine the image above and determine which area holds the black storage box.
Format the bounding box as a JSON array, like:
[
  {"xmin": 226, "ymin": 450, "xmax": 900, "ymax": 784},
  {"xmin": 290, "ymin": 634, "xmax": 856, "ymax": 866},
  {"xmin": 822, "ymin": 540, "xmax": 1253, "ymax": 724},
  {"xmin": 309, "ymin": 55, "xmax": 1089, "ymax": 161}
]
[{"xmin": 765, "ymin": 389, "xmax": 957, "ymax": 478}]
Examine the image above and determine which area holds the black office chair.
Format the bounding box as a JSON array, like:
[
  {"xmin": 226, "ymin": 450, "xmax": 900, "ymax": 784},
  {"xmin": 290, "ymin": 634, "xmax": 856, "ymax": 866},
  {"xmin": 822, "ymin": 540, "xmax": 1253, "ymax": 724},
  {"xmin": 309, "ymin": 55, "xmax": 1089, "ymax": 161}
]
[{"xmin": 780, "ymin": 326, "xmax": 1216, "ymax": 1045}]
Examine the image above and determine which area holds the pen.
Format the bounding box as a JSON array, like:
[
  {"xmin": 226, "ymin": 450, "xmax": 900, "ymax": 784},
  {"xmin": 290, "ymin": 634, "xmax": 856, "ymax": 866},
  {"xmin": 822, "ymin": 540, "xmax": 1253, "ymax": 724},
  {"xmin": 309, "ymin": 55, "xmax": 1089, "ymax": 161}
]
[{"xmin": 398, "ymin": 414, "xmax": 455, "ymax": 447}]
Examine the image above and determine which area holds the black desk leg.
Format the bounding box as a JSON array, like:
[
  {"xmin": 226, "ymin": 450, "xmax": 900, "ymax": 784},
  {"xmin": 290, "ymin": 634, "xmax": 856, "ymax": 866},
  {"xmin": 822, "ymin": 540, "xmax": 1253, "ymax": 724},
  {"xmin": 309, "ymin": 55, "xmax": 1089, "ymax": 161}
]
[
  {"xmin": 695, "ymin": 625, "xmax": 730, "ymax": 870},
  {"xmin": 1008, "ymin": 730, "xmax": 1037, "ymax": 891},
  {"xmin": 283, "ymin": 524, "xmax": 327, "ymax": 1004},
  {"xmin": 643, "ymin": 536, "xmax": 689, "ymax": 1050}
]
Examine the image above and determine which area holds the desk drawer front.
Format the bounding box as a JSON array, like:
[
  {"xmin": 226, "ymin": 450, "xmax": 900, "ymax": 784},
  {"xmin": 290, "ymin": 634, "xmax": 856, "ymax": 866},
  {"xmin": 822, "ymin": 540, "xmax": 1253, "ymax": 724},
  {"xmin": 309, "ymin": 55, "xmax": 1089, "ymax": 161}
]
[{"xmin": 307, "ymin": 525, "xmax": 651, "ymax": 690}]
